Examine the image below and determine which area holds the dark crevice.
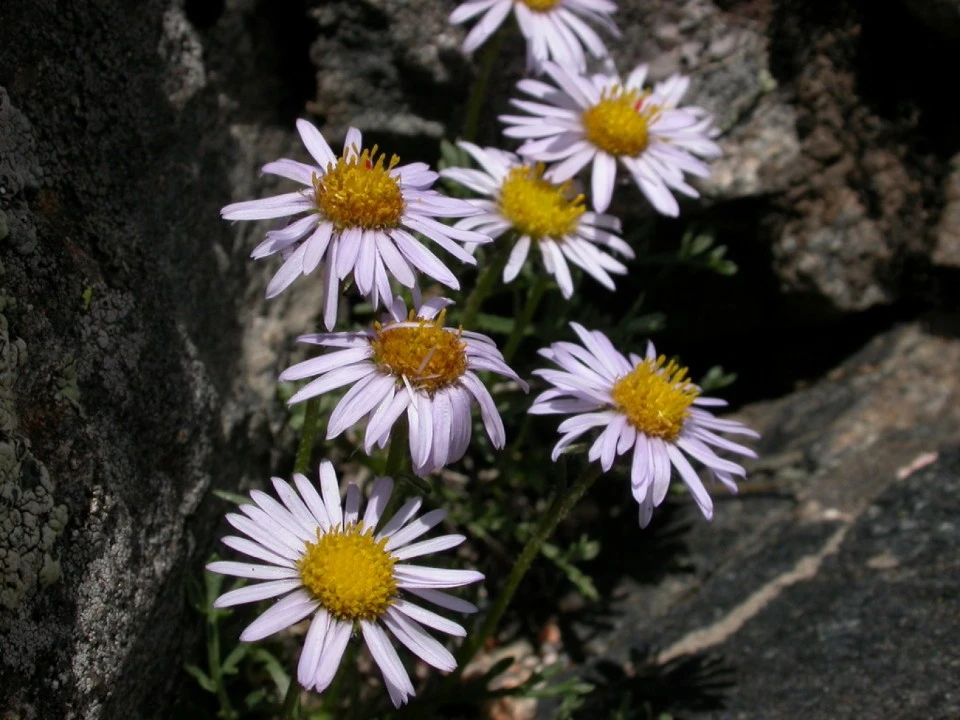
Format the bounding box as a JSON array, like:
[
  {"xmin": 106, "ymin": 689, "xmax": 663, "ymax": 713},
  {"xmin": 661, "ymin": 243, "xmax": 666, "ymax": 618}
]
[{"xmin": 183, "ymin": 0, "xmax": 224, "ymax": 30}]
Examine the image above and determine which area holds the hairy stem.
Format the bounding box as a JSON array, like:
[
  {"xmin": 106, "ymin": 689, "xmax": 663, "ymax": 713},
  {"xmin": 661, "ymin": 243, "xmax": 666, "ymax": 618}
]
[
  {"xmin": 455, "ymin": 463, "xmax": 603, "ymax": 670},
  {"xmin": 294, "ymin": 397, "xmax": 320, "ymax": 475}
]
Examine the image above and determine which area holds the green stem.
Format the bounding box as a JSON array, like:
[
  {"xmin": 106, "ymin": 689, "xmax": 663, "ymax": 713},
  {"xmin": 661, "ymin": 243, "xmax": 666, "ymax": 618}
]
[
  {"xmin": 502, "ymin": 274, "xmax": 548, "ymax": 363},
  {"xmin": 208, "ymin": 615, "xmax": 235, "ymax": 719},
  {"xmin": 463, "ymin": 28, "xmax": 506, "ymax": 142},
  {"xmin": 280, "ymin": 678, "xmax": 301, "ymax": 719},
  {"xmin": 455, "ymin": 464, "xmax": 603, "ymax": 671},
  {"xmin": 384, "ymin": 418, "xmax": 409, "ymax": 479},
  {"xmin": 294, "ymin": 397, "xmax": 320, "ymax": 475},
  {"xmin": 459, "ymin": 249, "xmax": 507, "ymax": 330}
]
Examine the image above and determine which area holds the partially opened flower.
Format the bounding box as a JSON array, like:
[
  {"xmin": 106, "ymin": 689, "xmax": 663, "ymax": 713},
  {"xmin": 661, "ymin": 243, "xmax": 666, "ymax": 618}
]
[
  {"xmin": 440, "ymin": 142, "xmax": 632, "ymax": 298},
  {"xmin": 207, "ymin": 461, "xmax": 483, "ymax": 707},
  {"xmin": 450, "ymin": 0, "xmax": 619, "ymax": 74},
  {"xmin": 280, "ymin": 295, "xmax": 528, "ymax": 476},
  {"xmin": 501, "ymin": 62, "xmax": 720, "ymax": 215},
  {"xmin": 222, "ymin": 120, "xmax": 489, "ymax": 329},
  {"xmin": 529, "ymin": 324, "xmax": 758, "ymax": 526}
]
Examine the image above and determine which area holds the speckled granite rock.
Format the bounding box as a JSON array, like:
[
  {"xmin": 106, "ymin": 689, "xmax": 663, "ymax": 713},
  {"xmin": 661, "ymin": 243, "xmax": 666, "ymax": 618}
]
[{"xmin": 0, "ymin": 0, "xmax": 321, "ymax": 717}]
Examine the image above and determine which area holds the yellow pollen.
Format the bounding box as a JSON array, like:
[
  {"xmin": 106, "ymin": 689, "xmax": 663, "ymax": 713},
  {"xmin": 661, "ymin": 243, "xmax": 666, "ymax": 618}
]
[
  {"xmin": 370, "ymin": 310, "xmax": 468, "ymax": 394},
  {"xmin": 610, "ymin": 355, "xmax": 700, "ymax": 441},
  {"xmin": 297, "ymin": 523, "xmax": 397, "ymax": 622},
  {"xmin": 498, "ymin": 164, "xmax": 585, "ymax": 240},
  {"xmin": 520, "ymin": 0, "xmax": 561, "ymax": 11},
  {"xmin": 313, "ymin": 145, "xmax": 405, "ymax": 231},
  {"xmin": 581, "ymin": 86, "xmax": 658, "ymax": 157}
]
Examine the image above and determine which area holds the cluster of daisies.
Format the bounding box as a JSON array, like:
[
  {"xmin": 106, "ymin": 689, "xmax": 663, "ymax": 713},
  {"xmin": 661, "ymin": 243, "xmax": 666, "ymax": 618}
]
[{"xmin": 211, "ymin": 0, "xmax": 758, "ymax": 710}]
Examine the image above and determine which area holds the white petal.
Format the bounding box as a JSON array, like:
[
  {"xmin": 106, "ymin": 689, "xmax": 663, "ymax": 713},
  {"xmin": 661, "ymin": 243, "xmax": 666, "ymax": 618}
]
[
  {"xmin": 239, "ymin": 590, "xmax": 318, "ymax": 641},
  {"xmin": 213, "ymin": 579, "xmax": 301, "ymax": 608},
  {"xmin": 383, "ymin": 608, "xmax": 456, "ymax": 671},
  {"xmin": 361, "ymin": 621, "xmax": 416, "ymax": 707},
  {"xmin": 319, "ymin": 460, "xmax": 344, "ymax": 528}
]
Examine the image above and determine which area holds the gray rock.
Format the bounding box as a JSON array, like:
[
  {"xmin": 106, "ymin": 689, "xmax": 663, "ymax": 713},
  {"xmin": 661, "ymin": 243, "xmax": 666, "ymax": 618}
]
[
  {"xmin": 0, "ymin": 0, "xmax": 321, "ymax": 717},
  {"xmin": 561, "ymin": 321, "xmax": 960, "ymax": 718}
]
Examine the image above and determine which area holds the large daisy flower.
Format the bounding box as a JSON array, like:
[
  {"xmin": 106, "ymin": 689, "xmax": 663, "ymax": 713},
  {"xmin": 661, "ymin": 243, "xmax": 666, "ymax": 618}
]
[
  {"xmin": 279, "ymin": 295, "xmax": 528, "ymax": 477},
  {"xmin": 449, "ymin": 0, "xmax": 619, "ymax": 74},
  {"xmin": 500, "ymin": 61, "xmax": 721, "ymax": 215},
  {"xmin": 529, "ymin": 324, "xmax": 759, "ymax": 526},
  {"xmin": 440, "ymin": 142, "xmax": 632, "ymax": 298},
  {"xmin": 221, "ymin": 120, "xmax": 490, "ymax": 329},
  {"xmin": 207, "ymin": 461, "xmax": 482, "ymax": 707}
]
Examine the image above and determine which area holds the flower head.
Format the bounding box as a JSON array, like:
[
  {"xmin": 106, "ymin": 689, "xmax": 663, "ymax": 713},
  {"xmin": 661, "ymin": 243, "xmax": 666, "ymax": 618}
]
[
  {"xmin": 501, "ymin": 62, "xmax": 721, "ymax": 215},
  {"xmin": 280, "ymin": 295, "xmax": 528, "ymax": 476},
  {"xmin": 441, "ymin": 142, "xmax": 632, "ymax": 298},
  {"xmin": 222, "ymin": 120, "xmax": 490, "ymax": 329},
  {"xmin": 207, "ymin": 461, "xmax": 483, "ymax": 707},
  {"xmin": 450, "ymin": 0, "xmax": 619, "ymax": 74},
  {"xmin": 529, "ymin": 324, "xmax": 759, "ymax": 526}
]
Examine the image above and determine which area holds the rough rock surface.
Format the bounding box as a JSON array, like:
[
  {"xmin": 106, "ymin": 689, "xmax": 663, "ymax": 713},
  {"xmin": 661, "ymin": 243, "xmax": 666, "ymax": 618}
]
[
  {"xmin": 550, "ymin": 320, "xmax": 960, "ymax": 718},
  {"xmin": 0, "ymin": 0, "xmax": 321, "ymax": 717}
]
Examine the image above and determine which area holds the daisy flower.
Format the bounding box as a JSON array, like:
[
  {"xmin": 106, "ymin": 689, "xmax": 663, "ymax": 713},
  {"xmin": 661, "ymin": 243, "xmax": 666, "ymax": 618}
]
[
  {"xmin": 449, "ymin": 0, "xmax": 619, "ymax": 74},
  {"xmin": 207, "ymin": 461, "xmax": 483, "ymax": 707},
  {"xmin": 279, "ymin": 295, "xmax": 528, "ymax": 477},
  {"xmin": 528, "ymin": 324, "xmax": 759, "ymax": 526},
  {"xmin": 500, "ymin": 61, "xmax": 721, "ymax": 215},
  {"xmin": 221, "ymin": 120, "xmax": 490, "ymax": 329},
  {"xmin": 440, "ymin": 142, "xmax": 632, "ymax": 298}
]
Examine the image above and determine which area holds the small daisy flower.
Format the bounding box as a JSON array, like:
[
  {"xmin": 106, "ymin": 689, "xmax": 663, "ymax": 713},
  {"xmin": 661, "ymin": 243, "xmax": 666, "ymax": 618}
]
[
  {"xmin": 529, "ymin": 324, "xmax": 759, "ymax": 527},
  {"xmin": 449, "ymin": 0, "xmax": 619, "ymax": 74},
  {"xmin": 500, "ymin": 62, "xmax": 721, "ymax": 215},
  {"xmin": 221, "ymin": 120, "xmax": 490, "ymax": 329},
  {"xmin": 440, "ymin": 142, "xmax": 632, "ymax": 298},
  {"xmin": 280, "ymin": 295, "xmax": 528, "ymax": 477},
  {"xmin": 207, "ymin": 461, "xmax": 483, "ymax": 707}
]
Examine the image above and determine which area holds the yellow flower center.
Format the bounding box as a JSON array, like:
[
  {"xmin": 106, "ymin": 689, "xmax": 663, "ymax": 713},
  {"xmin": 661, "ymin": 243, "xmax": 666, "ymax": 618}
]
[
  {"xmin": 520, "ymin": 0, "xmax": 561, "ymax": 11},
  {"xmin": 313, "ymin": 146, "xmax": 405, "ymax": 231},
  {"xmin": 581, "ymin": 87, "xmax": 658, "ymax": 157},
  {"xmin": 370, "ymin": 310, "xmax": 468, "ymax": 394},
  {"xmin": 298, "ymin": 523, "xmax": 397, "ymax": 622},
  {"xmin": 610, "ymin": 355, "xmax": 700, "ymax": 441},
  {"xmin": 498, "ymin": 164, "xmax": 585, "ymax": 240}
]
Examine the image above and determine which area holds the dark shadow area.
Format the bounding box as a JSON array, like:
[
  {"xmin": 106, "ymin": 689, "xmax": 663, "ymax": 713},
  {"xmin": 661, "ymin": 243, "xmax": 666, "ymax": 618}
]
[{"xmin": 574, "ymin": 647, "xmax": 735, "ymax": 719}]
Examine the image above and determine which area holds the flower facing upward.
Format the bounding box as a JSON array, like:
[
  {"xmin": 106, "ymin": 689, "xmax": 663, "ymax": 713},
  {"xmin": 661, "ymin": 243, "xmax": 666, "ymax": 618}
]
[
  {"xmin": 280, "ymin": 295, "xmax": 528, "ymax": 477},
  {"xmin": 529, "ymin": 325, "xmax": 759, "ymax": 526},
  {"xmin": 501, "ymin": 62, "xmax": 721, "ymax": 215},
  {"xmin": 207, "ymin": 461, "xmax": 483, "ymax": 707},
  {"xmin": 449, "ymin": 0, "xmax": 619, "ymax": 74},
  {"xmin": 441, "ymin": 142, "xmax": 632, "ymax": 298},
  {"xmin": 221, "ymin": 120, "xmax": 490, "ymax": 329}
]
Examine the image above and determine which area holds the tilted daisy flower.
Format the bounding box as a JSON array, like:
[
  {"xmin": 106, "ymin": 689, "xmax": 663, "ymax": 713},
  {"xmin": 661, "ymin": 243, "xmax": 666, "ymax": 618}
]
[
  {"xmin": 449, "ymin": 0, "xmax": 619, "ymax": 74},
  {"xmin": 207, "ymin": 461, "xmax": 483, "ymax": 707},
  {"xmin": 440, "ymin": 142, "xmax": 632, "ymax": 298},
  {"xmin": 500, "ymin": 61, "xmax": 721, "ymax": 215},
  {"xmin": 221, "ymin": 120, "xmax": 490, "ymax": 329},
  {"xmin": 279, "ymin": 295, "xmax": 528, "ymax": 477},
  {"xmin": 529, "ymin": 324, "xmax": 759, "ymax": 527}
]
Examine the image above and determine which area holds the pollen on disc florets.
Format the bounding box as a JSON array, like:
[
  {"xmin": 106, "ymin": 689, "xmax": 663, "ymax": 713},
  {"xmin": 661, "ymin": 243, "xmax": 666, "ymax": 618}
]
[
  {"xmin": 371, "ymin": 310, "xmax": 469, "ymax": 394},
  {"xmin": 297, "ymin": 524, "xmax": 398, "ymax": 622},
  {"xmin": 314, "ymin": 146, "xmax": 405, "ymax": 231},
  {"xmin": 610, "ymin": 355, "xmax": 700, "ymax": 441},
  {"xmin": 520, "ymin": 0, "xmax": 562, "ymax": 11},
  {"xmin": 581, "ymin": 87, "xmax": 658, "ymax": 158},
  {"xmin": 498, "ymin": 164, "xmax": 585, "ymax": 240}
]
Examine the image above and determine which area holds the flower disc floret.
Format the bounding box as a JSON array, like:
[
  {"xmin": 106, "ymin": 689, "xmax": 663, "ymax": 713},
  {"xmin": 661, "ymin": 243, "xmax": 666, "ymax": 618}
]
[
  {"xmin": 611, "ymin": 356, "xmax": 700, "ymax": 441},
  {"xmin": 521, "ymin": 0, "xmax": 561, "ymax": 11},
  {"xmin": 371, "ymin": 310, "xmax": 469, "ymax": 394},
  {"xmin": 499, "ymin": 164, "xmax": 585, "ymax": 240},
  {"xmin": 314, "ymin": 146, "xmax": 405, "ymax": 230},
  {"xmin": 581, "ymin": 87, "xmax": 656, "ymax": 157},
  {"xmin": 298, "ymin": 524, "xmax": 397, "ymax": 622}
]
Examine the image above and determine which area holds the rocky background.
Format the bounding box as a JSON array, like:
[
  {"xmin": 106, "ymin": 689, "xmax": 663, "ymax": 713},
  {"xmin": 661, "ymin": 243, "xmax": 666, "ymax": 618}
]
[{"xmin": 1, "ymin": 0, "xmax": 958, "ymax": 718}]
